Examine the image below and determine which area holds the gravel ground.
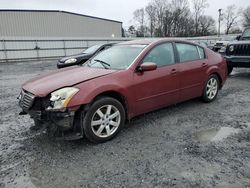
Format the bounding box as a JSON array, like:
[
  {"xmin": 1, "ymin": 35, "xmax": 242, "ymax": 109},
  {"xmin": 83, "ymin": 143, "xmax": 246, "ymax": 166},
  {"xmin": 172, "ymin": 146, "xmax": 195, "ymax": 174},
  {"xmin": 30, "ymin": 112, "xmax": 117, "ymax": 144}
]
[{"xmin": 0, "ymin": 61, "xmax": 250, "ymax": 188}]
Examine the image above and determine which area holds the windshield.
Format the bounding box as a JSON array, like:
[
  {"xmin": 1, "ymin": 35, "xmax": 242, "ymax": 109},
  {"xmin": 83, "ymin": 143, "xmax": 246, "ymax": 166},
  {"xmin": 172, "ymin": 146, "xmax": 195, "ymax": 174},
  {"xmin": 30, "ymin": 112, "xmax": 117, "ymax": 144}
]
[
  {"xmin": 83, "ymin": 44, "xmax": 102, "ymax": 54},
  {"xmin": 87, "ymin": 45, "xmax": 146, "ymax": 70},
  {"xmin": 242, "ymin": 28, "xmax": 250, "ymax": 38}
]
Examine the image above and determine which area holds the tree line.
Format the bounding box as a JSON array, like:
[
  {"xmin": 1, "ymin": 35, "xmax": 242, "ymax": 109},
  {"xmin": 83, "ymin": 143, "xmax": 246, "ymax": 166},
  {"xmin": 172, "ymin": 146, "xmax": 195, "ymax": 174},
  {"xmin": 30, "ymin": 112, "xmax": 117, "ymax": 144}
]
[{"xmin": 127, "ymin": 0, "xmax": 250, "ymax": 37}]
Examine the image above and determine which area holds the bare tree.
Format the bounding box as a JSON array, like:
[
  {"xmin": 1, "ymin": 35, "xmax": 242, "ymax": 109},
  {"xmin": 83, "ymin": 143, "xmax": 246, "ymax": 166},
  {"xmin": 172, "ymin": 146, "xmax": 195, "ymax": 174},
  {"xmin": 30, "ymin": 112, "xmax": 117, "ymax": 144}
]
[
  {"xmin": 146, "ymin": 3, "xmax": 157, "ymax": 37},
  {"xmin": 131, "ymin": 0, "xmax": 213, "ymax": 37},
  {"xmin": 192, "ymin": 0, "xmax": 209, "ymax": 35},
  {"xmin": 152, "ymin": 0, "xmax": 168, "ymax": 37},
  {"xmin": 223, "ymin": 5, "xmax": 238, "ymax": 34},
  {"xmin": 199, "ymin": 15, "xmax": 216, "ymax": 35},
  {"xmin": 169, "ymin": 0, "xmax": 190, "ymax": 36},
  {"xmin": 133, "ymin": 8, "xmax": 146, "ymax": 37},
  {"xmin": 128, "ymin": 25, "xmax": 136, "ymax": 35},
  {"xmin": 243, "ymin": 6, "xmax": 250, "ymax": 27}
]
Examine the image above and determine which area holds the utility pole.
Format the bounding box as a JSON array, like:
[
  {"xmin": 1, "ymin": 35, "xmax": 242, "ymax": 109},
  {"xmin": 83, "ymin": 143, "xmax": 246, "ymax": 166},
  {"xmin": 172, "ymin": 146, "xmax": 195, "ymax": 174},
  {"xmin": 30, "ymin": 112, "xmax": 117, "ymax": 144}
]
[{"xmin": 218, "ymin": 9, "xmax": 222, "ymax": 37}]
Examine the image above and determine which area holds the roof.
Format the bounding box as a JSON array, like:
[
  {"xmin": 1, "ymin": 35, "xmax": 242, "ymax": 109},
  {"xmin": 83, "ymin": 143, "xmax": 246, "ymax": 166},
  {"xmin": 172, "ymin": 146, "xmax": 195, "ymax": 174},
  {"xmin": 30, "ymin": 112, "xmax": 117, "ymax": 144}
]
[
  {"xmin": 120, "ymin": 38, "xmax": 159, "ymax": 45},
  {"xmin": 119, "ymin": 38, "xmax": 194, "ymax": 45},
  {"xmin": 0, "ymin": 9, "xmax": 122, "ymax": 24}
]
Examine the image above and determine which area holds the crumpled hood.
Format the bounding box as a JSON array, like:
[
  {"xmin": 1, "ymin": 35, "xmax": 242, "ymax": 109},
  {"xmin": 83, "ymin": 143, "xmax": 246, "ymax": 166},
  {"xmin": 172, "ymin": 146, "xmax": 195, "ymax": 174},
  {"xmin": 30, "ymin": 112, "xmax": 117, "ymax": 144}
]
[{"xmin": 22, "ymin": 66, "xmax": 117, "ymax": 97}]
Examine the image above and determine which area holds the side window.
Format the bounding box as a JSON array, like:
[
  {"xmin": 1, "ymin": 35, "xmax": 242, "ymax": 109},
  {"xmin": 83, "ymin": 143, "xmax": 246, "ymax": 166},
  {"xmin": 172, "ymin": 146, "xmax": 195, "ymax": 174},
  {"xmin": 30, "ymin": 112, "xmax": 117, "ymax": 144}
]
[
  {"xmin": 176, "ymin": 43, "xmax": 200, "ymax": 62},
  {"xmin": 142, "ymin": 43, "xmax": 175, "ymax": 67},
  {"xmin": 197, "ymin": 46, "xmax": 205, "ymax": 59}
]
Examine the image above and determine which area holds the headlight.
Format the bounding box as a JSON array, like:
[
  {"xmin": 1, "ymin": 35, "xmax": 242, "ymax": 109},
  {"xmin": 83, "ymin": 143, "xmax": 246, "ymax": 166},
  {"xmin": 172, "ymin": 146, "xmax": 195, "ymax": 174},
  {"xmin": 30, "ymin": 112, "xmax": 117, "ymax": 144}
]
[
  {"xmin": 219, "ymin": 46, "xmax": 226, "ymax": 53},
  {"xmin": 229, "ymin": 45, "xmax": 234, "ymax": 52},
  {"xmin": 47, "ymin": 87, "xmax": 79, "ymax": 111},
  {"xmin": 65, "ymin": 58, "xmax": 77, "ymax": 64}
]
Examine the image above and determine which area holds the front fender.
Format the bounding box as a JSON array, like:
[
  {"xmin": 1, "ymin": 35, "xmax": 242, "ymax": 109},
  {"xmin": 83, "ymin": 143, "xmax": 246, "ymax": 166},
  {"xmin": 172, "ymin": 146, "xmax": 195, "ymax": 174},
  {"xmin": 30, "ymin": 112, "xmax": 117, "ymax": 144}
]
[{"xmin": 67, "ymin": 80, "xmax": 132, "ymax": 111}]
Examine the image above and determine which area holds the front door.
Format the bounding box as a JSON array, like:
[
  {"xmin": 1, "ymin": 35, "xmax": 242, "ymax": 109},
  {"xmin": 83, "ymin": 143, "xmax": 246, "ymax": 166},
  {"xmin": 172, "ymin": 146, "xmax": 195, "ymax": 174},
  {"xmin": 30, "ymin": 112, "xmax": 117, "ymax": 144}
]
[{"xmin": 132, "ymin": 43, "xmax": 180, "ymax": 116}]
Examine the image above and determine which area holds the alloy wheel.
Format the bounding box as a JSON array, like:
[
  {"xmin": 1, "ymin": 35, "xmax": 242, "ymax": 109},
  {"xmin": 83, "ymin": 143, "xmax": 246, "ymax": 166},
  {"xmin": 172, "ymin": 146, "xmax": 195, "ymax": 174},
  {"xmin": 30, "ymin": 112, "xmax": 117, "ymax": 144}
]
[
  {"xmin": 91, "ymin": 105, "xmax": 121, "ymax": 138},
  {"xmin": 206, "ymin": 77, "xmax": 218, "ymax": 100}
]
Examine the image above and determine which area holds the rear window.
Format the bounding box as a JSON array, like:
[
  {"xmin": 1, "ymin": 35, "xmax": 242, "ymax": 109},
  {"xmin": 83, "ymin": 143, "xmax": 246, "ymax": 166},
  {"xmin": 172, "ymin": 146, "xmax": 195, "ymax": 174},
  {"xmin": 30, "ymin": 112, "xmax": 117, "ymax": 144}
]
[{"xmin": 176, "ymin": 43, "xmax": 200, "ymax": 62}]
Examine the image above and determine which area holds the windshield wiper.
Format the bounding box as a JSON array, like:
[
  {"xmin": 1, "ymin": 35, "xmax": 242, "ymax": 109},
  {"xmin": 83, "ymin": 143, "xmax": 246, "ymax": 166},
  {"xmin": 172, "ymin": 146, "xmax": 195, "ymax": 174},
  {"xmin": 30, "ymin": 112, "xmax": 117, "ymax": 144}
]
[{"xmin": 92, "ymin": 59, "xmax": 111, "ymax": 69}]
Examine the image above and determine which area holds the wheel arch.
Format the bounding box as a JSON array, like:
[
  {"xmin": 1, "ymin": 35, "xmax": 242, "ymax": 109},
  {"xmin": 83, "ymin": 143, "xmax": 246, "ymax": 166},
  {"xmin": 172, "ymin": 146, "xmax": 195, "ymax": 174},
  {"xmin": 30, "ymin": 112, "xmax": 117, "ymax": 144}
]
[
  {"xmin": 206, "ymin": 66, "xmax": 223, "ymax": 89},
  {"xmin": 209, "ymin": 72, "xmax": 223, "ymax": 89},
  {"xmin": 90, "ymin": 90, "xmax": 129, "ymax": 120}
]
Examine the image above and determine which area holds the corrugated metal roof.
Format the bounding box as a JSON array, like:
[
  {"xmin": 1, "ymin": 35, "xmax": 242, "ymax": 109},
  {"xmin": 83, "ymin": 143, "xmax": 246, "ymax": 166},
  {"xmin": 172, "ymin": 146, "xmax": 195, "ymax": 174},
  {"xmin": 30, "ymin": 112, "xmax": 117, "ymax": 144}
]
[
  {"xmin": 0, "ymin": 10, "xmax": 122, "ymax": 38},
  {"xmin": 0, "ymin": 9, "xmax": 122, "ymax": 23}
]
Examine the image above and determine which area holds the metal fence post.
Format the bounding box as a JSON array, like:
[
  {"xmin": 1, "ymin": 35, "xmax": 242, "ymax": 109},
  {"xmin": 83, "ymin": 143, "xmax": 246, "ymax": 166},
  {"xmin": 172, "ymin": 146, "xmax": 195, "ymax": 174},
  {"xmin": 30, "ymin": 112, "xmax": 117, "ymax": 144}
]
[
  {"xmin": 35, "ymin": 40, "xmax": 40, "ymax": 59},
  {"xmin": 63, "ymin": 40, "xmax": 66, "ymax": 56}
]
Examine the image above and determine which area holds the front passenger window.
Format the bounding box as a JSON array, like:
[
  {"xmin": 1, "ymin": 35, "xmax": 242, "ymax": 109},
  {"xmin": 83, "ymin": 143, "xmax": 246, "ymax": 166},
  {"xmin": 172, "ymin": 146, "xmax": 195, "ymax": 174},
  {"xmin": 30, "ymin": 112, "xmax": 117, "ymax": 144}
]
[{"xmin": 142, "ymin": 43, "xmax": 175, "ymax": 67}]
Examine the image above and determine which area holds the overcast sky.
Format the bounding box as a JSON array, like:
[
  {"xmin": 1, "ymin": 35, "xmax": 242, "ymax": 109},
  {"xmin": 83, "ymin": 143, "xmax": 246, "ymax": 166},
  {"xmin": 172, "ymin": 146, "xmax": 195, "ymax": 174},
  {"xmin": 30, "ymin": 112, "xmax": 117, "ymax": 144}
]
[{"xmin": 0, "ymin": 0, "xmax": 248, "ymax": 29}]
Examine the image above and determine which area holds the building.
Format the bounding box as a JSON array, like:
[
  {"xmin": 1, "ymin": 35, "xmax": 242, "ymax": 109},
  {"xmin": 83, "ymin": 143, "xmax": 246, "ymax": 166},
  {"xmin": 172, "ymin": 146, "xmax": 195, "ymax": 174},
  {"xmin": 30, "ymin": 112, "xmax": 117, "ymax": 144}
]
[
  {"xmin": 0, "ymin": 9, "xmax": 126, "ymax": 61},
  {"xmin": 0, "ymin": 9, "xmax": 123, "ymax": 39}
]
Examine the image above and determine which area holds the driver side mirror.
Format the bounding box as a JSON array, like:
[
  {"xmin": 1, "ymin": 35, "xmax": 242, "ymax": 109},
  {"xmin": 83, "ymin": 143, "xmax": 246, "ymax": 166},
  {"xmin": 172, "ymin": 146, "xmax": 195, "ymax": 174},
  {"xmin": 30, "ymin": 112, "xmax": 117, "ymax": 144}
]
[
  {"xmin": 137, "ymin": 62, "xmax": 157, "ymax": 72},
  {"xmin": 236, "ymin": 35, "xmax": 241, "ymax": 41}
]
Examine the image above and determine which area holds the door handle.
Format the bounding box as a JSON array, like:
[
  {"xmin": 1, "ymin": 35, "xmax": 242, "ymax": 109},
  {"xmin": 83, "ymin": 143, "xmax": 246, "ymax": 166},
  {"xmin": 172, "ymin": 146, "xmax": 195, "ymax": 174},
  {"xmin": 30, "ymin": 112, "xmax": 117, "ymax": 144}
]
[
  {"xmin": 202, "ymin": 63, "xmax": 208, "ymax": 67},
  {"xmin": 171, "ymin": 68, "xmax": 178, "ymax": 74}
]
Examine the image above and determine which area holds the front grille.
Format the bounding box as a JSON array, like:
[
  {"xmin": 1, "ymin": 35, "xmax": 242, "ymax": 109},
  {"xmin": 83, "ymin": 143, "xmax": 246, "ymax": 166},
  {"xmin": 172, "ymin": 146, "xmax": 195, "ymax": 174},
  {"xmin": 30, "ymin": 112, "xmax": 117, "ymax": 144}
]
[
  {"xmin": 228, "ymin": 44, "xmax": 250, "ymax": 56},
  {"xmin": 19, "ymin": 90, "xmax": 35, "ymax": 111},
  {"xmin": 215, "ymin": 43, "xmax": 223, "ymax": 47}
]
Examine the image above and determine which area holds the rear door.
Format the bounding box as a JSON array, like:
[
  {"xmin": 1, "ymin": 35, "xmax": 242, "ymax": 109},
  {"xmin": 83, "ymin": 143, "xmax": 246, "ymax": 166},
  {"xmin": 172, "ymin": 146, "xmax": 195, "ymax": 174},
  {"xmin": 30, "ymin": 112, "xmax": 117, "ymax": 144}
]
[
  {"xmin": 132, "ymin": 42, "xmax": 180, "ymax": 115},
  {"xmin": 175, "ymin": 43, "xmax": 208, "ymax": 102}
]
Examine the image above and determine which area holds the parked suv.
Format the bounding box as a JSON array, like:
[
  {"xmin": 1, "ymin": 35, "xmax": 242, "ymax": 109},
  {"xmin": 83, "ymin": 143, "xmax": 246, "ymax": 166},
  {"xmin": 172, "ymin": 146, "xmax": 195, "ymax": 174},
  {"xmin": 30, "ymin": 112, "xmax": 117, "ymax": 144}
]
[{"xmin": 225, "ymin": 27, "xmax": 250, "ymax": 74}]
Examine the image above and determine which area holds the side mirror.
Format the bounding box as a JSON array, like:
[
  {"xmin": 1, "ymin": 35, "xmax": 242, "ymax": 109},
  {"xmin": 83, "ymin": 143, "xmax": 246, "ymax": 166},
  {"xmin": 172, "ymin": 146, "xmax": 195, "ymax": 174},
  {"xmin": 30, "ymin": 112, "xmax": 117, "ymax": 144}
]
[
  {"xmin": 137, "ymin": 62, "xmax": 157, "ymax": 72},
  {"xmin": 236, "ymin": 35, "xmax": 241, "ymax": 41}
]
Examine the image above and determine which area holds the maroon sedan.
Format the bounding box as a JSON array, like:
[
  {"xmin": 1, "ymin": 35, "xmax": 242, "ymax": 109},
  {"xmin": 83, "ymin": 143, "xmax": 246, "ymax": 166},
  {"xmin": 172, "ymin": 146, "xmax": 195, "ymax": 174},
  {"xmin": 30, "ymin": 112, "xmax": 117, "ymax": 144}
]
[{"xmin": 18, "ymin": 39, "xmax": 227, "ymax": 143}]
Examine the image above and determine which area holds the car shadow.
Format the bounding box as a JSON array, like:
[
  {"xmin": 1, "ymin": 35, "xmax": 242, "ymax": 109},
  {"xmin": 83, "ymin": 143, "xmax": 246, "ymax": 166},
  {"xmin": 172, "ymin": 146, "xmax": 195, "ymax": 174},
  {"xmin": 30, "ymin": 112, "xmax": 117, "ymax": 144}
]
[
  {"xmin": 24, "ymin": 98, "xmax": 203, "ymax": 150},
  {"xmin": 124, "ymin": 98, "xmax": 203, "ymax": 130}
]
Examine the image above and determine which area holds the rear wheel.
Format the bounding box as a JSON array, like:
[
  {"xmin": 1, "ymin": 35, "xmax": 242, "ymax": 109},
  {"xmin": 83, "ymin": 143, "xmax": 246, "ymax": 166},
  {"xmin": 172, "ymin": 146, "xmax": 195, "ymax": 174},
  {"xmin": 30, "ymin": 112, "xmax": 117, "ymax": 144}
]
[
  {"xmin": 82, "ymin": 97, "xmax": 125, "ymax": 143},
  {"xmin": 202, "ymin": 74, "xmax": 219, "ymax": 103}
]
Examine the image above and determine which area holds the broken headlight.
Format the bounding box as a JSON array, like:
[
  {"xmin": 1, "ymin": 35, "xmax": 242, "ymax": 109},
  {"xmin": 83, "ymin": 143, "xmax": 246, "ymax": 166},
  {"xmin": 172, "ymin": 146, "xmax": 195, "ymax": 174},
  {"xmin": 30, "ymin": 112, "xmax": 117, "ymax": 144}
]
[{"xmin": 47, "ymin": 87, "xmax": 79, "ymax": 111}]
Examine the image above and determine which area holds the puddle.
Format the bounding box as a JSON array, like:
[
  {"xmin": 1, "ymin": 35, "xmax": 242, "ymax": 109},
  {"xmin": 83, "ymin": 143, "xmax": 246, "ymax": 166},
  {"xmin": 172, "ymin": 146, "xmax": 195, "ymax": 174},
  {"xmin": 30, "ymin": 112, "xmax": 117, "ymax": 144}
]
[{"xmin": 194, "ymin": 127, "xmax": 240, "ymax": 143}]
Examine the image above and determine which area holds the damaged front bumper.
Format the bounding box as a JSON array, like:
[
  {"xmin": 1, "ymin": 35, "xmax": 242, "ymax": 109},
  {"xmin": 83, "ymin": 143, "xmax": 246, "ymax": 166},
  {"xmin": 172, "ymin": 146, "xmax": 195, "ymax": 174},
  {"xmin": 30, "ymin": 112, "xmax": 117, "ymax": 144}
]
[
  {"xmin": 28, "ymin": 110, "xmax": 75, "ymax": 129},
  {"xmin": 20, "ymin": 109, "xmax": 83, "ymax": 140},
  {"xmin": 18, "ymin": 91, "xmax": 83, "ymax": 140}
]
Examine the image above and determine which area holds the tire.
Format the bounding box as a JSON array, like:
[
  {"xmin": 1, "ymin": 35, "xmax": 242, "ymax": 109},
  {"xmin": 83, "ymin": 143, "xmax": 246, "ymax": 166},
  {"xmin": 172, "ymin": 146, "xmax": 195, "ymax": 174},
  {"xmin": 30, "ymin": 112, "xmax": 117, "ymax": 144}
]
[
  {"xmin": 227, "ymin": 66, "xmax": 233, "ymax": 75},
  {"xmin": 30, "ymin": 119, "xmax": 43, "ymax": 131},
  {"xmin": 202, "ymin": 74, "xmax": 220, "ymax": 103},
  {"xmin": 82, "ymin": 97, "xmax": 125, "ymax": 143}
]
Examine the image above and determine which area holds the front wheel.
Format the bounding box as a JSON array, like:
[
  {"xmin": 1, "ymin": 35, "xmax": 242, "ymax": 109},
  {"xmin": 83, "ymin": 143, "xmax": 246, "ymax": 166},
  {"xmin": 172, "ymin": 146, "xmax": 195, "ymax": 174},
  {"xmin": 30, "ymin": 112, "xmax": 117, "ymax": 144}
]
[
  {"xmin": 82, "ymin": 97, "xmax": 125, "ymax": 143},
  {"xmin": 202, "ymin": 75, "xmax": 219, "ymax": 103}
]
